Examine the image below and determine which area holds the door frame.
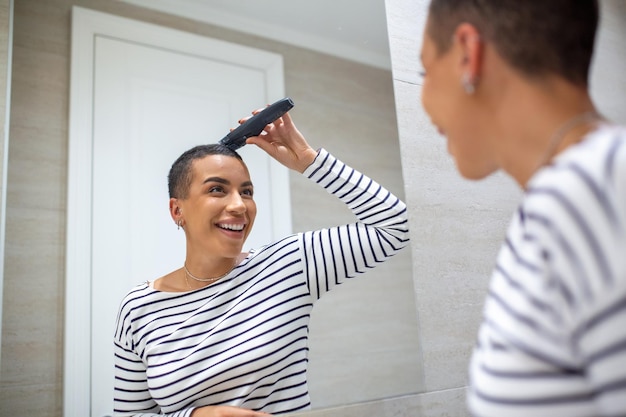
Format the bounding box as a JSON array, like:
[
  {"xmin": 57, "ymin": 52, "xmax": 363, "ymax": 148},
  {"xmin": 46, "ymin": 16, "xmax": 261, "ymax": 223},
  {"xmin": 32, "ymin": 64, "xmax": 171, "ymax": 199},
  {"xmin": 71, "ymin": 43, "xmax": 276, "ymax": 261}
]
[{"xmin": 65, "ymin": 7, "xmax": 288, "ymax": 416}]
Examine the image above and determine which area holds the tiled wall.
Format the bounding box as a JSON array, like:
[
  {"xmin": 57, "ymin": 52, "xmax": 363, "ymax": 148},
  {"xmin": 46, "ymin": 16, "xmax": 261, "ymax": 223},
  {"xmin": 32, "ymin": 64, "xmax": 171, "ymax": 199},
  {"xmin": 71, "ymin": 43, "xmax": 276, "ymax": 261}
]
[{"xmin": 0, "ymin": 0, "xmax": 420, "ymax": 415}]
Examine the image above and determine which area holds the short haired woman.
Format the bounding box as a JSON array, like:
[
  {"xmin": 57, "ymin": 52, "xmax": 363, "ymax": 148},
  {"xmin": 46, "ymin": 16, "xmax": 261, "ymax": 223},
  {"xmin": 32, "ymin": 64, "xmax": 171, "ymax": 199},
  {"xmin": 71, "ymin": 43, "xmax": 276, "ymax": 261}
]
[
  {"xmin": 420, "ymin": 1, "xmax": 625, "ymax": 416},
  {"xmin": 113, "ymin": 111, "xmax": 410, "ymax": 416}
]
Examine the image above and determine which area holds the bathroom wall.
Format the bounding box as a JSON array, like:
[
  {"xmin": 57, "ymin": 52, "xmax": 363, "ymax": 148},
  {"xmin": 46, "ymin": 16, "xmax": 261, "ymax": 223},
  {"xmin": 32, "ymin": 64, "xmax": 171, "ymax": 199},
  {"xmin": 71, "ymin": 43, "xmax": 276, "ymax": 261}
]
[{"xmin": 0, "ymin": 0, "xmax": 418, "ymax": 415}]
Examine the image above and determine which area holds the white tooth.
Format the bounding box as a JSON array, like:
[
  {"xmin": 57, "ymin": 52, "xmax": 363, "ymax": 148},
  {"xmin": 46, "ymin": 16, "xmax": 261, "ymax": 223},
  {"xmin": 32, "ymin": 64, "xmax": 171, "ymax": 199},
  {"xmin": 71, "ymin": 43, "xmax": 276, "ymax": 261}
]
[{"xmin": 221, "ymin": 224, "xmax": 243, "ymax": 231}]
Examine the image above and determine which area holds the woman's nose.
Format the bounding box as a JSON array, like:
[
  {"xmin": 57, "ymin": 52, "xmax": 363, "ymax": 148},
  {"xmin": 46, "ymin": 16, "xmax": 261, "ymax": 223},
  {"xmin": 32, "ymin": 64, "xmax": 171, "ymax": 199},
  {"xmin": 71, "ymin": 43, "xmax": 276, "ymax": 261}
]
[{"xmin": 226, "ymin": 192, "xmax": 246, "ymax": 213}]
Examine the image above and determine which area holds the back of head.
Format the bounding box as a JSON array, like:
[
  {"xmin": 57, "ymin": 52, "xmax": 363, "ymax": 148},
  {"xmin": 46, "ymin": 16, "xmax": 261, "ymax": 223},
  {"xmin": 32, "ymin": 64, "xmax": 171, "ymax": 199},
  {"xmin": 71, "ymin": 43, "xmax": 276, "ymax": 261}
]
[
  {"xmin": 427, "ymin": 0, "xmax": 599, "ymax": 86},
  {"xmin": 168, "ymin": 143, "xmax": 243, "ymax": 199}
]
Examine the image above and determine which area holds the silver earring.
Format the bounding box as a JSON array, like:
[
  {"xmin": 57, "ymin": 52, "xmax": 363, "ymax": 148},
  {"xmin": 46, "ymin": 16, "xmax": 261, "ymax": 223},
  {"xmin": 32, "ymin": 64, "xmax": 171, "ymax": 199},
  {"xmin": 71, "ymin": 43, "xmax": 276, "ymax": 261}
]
[
  {"xmin": 176, "ymin": 208, "xmax": 183, "ymax": 229},
  {"xmin": 462, "ymin": 73, "xmax": 475, "ymax": 95}
]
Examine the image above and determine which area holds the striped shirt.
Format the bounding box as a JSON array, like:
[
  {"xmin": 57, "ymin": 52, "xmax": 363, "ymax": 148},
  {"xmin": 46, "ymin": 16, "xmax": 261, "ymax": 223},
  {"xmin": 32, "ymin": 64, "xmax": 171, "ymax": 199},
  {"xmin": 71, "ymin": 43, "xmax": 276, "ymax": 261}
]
[
  {"xmin": 468, "ymin": 124, "xmax": 626, "ymax": 417},
  {"xmin": 113, "ymin": 149, "xmax": 410, "ymax": 416}
]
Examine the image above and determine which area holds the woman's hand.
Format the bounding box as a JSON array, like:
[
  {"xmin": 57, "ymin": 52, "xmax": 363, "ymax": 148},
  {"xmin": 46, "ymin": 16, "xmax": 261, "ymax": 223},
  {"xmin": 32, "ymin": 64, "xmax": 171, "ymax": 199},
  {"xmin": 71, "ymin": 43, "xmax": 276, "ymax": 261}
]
[
  {"xmin": 190, "ymin": 404, "xmax": 273, "ymax": 417},
  {"xmin": 243, "ymin": 110, "xmax": 318, "ymax": 173}
]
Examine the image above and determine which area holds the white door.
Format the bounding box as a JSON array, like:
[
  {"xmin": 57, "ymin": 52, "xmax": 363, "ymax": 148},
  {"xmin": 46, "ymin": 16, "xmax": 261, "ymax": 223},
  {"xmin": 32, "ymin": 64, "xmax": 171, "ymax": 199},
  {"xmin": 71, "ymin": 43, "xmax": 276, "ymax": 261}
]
[{"xmin": 65, "ymin": 7, "xmax": 291, "ymax": 417}]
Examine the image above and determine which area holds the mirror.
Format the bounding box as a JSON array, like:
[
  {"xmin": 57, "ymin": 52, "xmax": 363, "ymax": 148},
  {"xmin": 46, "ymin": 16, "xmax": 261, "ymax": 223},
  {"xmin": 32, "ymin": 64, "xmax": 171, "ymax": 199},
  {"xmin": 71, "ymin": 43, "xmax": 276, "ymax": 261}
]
[{"xmin": 114, "ymin": 0, "xmax": 423, "ymax": 411}]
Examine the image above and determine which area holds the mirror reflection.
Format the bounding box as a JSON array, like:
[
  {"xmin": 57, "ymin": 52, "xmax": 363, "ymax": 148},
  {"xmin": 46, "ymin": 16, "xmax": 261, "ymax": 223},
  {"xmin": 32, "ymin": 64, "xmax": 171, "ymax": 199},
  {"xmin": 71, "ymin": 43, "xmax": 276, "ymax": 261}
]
[{"xmin": 114, "ymin": 0, "xmax": 423, "ymax": 411}]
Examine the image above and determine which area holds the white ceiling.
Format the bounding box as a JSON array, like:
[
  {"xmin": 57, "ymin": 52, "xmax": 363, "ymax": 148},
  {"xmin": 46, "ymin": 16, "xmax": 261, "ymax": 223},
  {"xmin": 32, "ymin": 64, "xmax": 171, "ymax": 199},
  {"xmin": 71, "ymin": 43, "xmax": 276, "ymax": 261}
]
[{"xmin": 119, "ymin": 0, "xmax": 391, "ymax": 69}]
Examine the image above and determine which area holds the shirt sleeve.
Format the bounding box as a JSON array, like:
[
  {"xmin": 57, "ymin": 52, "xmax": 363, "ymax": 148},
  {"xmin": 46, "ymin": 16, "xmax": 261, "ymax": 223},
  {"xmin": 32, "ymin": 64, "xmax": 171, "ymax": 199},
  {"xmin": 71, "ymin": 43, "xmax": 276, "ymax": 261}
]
[
  {"xmin": 299, "ymin": 148, "xmax": 410, "ymax": 300},
  {"xmin": 113, "ymin": 296, "xmax": 196, "ymax": 417}
]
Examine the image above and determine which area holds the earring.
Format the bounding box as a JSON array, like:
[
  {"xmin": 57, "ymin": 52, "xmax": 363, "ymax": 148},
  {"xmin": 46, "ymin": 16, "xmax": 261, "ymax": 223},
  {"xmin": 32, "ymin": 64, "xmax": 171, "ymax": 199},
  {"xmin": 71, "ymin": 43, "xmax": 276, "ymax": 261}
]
[
  {"xmin": 462, "ymin": 72, "xmax": 475, "ymax": 95},
  {"xmin": 175, "ymin": 208, "xmax": 183, "ymax": 229}
]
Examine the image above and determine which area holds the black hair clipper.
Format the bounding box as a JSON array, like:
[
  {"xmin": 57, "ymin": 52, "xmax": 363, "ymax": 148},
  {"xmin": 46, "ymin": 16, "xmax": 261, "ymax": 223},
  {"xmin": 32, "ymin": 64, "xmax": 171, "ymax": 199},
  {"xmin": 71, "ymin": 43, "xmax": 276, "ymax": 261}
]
[{"xmin": 219, "ymin": 97, "xmax": 295, "ymax": 151}]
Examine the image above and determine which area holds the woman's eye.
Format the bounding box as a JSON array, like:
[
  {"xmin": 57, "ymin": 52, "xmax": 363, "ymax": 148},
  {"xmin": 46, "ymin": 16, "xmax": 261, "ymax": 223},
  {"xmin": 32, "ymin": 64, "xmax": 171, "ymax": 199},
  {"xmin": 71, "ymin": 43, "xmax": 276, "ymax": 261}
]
[
  {"xmin": 208, "ymin": 186, "xmax": 225, "ymax": 194},
  {"xmin": 241, "ymin": 188, "xmax": 254, "ymax": 197}
]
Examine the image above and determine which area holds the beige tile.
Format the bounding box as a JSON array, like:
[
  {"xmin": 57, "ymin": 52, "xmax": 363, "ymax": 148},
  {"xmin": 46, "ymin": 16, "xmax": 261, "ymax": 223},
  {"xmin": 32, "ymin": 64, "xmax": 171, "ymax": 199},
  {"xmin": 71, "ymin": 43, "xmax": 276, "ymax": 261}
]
[
  {"xmin": 6, "ymin": 124, "xmax": 68, "ymax": 212},
  {"xmin": 591, "ymin": 1, "xmax": 626, "ymax": 124},
  {"xmin": 0, "ymin": 382, "xmax": 63, "ymax": 417},
  {"xmin": 308, "ymin": 252, "xmax": 424, "ymax": 409},
  {"xmin": 385, "ymin": 0, "xmax": 429, "ymax": 86},
  {"xmin": 10, "ymin": 47, "xmax": 69, "ymax": 130},
  {"xmin": 2, "ymin": 207, "xmax": 64, "ymax": 386}
]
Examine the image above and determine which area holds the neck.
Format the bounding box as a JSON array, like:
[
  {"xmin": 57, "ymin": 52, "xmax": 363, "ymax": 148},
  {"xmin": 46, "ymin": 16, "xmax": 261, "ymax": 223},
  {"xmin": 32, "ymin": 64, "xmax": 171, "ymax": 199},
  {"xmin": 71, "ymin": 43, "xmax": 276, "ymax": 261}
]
[
  {"xmin": 536, "ymin": 109, "xmax": 600, "ymax": 162},
  {"xmin": 183, "ymin": 254, "xmax": 240, "ymax": 284},
  {"xmin": 492, "ymin": 75, "xmax": 598, "ymax": 187},
  {"xmin": 518, "ymin": 112, "xmax": 600, "ymax": 188}
]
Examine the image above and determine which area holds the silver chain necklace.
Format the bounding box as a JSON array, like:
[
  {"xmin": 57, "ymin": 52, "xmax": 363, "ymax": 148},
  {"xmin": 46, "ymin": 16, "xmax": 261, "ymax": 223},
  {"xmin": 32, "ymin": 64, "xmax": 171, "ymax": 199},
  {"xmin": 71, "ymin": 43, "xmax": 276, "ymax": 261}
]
[
  {"xmin": 183, "ymin": 261, "xmax": 235, "ymax": 284},
  {"xmin": 534, "ymin": 110, "xmax": 601, "ymax": 172}
]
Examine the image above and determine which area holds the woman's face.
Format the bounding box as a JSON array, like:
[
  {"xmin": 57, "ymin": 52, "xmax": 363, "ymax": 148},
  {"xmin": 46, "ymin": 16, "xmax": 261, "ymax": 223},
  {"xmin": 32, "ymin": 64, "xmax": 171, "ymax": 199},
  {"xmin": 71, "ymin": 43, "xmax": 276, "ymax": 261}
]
[
  {"xmin": 178, "ymin": 154, "xmax": 257, "ymax": 257},
  {"xmin": 419, "ymin": 20, "xmax": 498, "ymax": 180}
]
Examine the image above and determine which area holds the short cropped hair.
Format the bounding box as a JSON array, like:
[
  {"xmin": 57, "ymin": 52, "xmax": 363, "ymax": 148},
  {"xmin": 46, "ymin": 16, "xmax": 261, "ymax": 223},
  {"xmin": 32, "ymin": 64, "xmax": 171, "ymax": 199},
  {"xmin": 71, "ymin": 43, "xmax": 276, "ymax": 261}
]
[
  {"xmin": 427, "ymin": 0, "xmax": 599, "ymax": 86},
  {"xmin": 168, "ymin": 143, "xmax": 244, "ymax": 199}
]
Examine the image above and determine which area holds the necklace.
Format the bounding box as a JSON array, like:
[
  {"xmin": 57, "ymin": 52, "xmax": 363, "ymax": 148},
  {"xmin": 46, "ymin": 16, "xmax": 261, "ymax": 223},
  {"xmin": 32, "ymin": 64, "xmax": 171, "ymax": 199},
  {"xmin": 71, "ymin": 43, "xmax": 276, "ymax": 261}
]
[
  {"xmin": 534, "ymin": 110, "xmax": 601, "ymax": 172},
  {"xmin": 183, "ymin": 261, "xmax": 235, "ymax": 284}
]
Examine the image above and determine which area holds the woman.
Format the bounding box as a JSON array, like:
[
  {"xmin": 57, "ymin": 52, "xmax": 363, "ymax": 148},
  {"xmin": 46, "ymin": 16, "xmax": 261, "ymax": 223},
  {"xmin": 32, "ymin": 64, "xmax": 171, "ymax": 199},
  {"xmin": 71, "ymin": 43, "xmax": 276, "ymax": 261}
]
[
  {"xmin": 113, "ymin": 111, "xmax": 410, "ymax": 416},
  {"xmin": 420, "ymin": 1, "xmax": 625, "ymax": 416}
]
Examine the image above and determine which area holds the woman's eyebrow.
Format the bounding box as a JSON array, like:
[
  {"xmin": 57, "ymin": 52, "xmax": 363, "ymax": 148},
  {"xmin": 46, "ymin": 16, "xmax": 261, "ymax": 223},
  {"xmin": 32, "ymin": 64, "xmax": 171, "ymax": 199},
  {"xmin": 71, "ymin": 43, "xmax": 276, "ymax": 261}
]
[
  {"xmin": 203, "ymin": 176, "xmax": 229, "ymax": 185},
  {"xmin": 203, "ymin": 177, "xmax": 254, "ymax": 188}
]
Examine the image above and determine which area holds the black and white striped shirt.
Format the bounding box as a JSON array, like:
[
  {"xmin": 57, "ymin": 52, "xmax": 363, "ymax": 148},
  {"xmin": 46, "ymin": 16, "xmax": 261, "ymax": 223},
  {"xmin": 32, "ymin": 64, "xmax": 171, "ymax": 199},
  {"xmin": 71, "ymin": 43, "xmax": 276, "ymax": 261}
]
[
  {"xmin": 113, "ymin": 149, "xmax": 410, "ymax": 416},
  {"xmin": 468, "ymin": 125, "xmax": 626, "ymax": 417}
]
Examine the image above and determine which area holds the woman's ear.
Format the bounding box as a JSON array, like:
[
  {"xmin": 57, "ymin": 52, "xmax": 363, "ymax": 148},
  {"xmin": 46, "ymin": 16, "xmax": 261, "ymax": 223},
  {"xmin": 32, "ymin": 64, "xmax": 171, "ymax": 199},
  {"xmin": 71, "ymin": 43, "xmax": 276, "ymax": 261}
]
[
  {"xmin": 454, "ymin": 23, "xmax": 483, "ymax": 93},
  {"xmin": 169, "ymin": 198, "xmax": 181, "ymax": 222}
]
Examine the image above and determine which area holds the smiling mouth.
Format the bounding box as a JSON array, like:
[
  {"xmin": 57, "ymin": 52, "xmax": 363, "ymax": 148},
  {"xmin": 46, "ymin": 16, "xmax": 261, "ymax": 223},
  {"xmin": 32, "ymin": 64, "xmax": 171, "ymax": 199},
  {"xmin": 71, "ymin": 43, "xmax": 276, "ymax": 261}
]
[{"xmin": 217, "ymin": 223, "xmax": 245, "ymax": 232}]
